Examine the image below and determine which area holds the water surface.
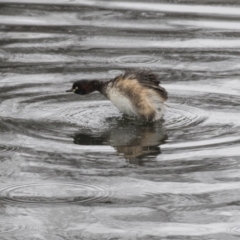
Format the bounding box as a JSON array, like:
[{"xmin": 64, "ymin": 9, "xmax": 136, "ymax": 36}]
[{"xmin": 1, "ymin": 0, "xmax": 240, "ymax": 239}]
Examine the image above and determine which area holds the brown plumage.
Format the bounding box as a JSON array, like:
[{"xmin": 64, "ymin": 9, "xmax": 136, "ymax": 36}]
[
  {"xmin": 66, "ymin": 69, "xmax": 168, "ymax": 121},
  {"xmin": 122, "ymin": 69, "xmax": 168, "ymax": 100}
]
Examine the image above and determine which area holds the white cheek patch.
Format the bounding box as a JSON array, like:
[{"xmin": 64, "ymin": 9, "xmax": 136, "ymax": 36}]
[{"xmin": 73, "ymin": 87, "xmax": 78, "ymax": 92}]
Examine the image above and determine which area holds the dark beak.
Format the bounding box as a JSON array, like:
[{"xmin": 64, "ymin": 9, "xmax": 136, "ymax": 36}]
[{"xmin": 66, "ymin": 89, "xmax": 73, "ymax": 92}]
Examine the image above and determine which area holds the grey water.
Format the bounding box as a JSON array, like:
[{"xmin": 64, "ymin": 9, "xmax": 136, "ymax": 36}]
[{"xmin": 1, "ymin": 0, "xmax": 240, "ymax": 239}]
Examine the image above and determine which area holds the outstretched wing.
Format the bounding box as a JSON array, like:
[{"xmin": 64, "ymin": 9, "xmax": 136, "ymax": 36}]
[{"xmin": 123, "ymin": 69, "xmax": 168, "ymax": 100}]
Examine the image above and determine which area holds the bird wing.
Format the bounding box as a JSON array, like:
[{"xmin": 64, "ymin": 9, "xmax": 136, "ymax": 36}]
[{"xmin": 123, "ymin": 69, "xmax": 168, "ymax": 100}]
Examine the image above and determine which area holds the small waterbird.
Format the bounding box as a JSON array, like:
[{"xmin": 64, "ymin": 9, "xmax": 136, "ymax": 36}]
[{"xmin": 66, "ymin": 69, "xmax": 168, "ymax": 121}]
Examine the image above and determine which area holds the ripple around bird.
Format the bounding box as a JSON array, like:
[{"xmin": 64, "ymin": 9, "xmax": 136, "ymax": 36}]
[
  {"xmin": 164, "ymin": 103, "xmax": 208, "ymax": 130},
  {"xmin": 1, "ymin": 2, "xmax": 240, "ymax": 239}
]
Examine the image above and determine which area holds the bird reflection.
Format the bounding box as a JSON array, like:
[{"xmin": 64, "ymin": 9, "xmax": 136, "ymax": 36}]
[{"xmin": 73, "ymin": 118, "xmax": 167, "ymax": 163}]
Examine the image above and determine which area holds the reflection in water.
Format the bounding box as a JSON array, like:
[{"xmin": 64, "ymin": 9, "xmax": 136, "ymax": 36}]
[
  {"xmin": 73, "ymin": 119, "xmax": 167, "ymax": 163},
  {"xmin": 1, "ymin": 0, "xmax": 240, "ymax": 239}
]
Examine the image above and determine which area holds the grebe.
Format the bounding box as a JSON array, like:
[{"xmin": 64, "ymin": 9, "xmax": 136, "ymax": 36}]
[{"xmin": 66, "ymin": 69, "xmax": 168, "ymax": 121}]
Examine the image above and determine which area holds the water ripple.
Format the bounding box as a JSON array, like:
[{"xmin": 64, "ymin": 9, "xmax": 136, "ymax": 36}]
[
  {"xmin": 146, "ymin": 192, "xmax": 211, "ymax": 212},
  {"xmin": 113, "ymin": 55, "xmax": 160, "ymax": 65},
  {"xmin": 1, "ymin": 0, "xmax": 240, "ymax": 238},
  {"xmin": 227, "ymin": 225, "xmax": 240, "ymax": 235},
  {"xmin": 0, "ymin": 222, "xmax": 28, "ymax": 235},
  {"xmin": 0, "ymin": 182, "xmax": 112, "ymax": 204},
  {"xmin": 53, "ymin": 100, "xmax": 122, "ymax": 129},
  {"xmin": 165, "ymin": 103, "xmax": 208, "ymax": 130},
  {"xmin": 2, "ymin": 1, "xmax": 240, "ymax": 17},
  {"xmin": 0, "ymin": 144, "xmax": 20, "ymax": 154}
]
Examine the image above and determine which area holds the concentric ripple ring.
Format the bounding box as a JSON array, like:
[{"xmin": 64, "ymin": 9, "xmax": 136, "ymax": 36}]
[
  {"xmin": 0, "ymin": 183, "xmax": 112, "ymax": 204},
  {"xmin": 165, "ymin": 103, "xmax": 208, "ymax": 129}
]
